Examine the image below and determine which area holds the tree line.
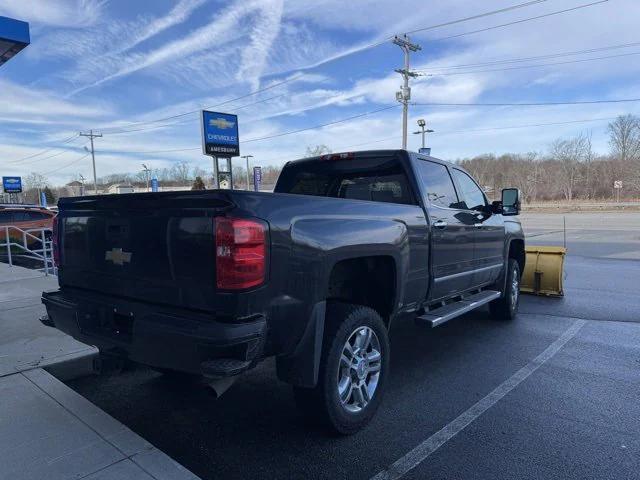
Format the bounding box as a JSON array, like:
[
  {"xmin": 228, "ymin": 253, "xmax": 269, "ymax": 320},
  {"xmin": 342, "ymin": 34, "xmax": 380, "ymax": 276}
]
[
  {"xmin": 11, "ymin": 115, "xmax": 640, "ymax": 204},
  {"xmin": 459, "ymin": 115, "xmax": 640, "ymax": 202}
]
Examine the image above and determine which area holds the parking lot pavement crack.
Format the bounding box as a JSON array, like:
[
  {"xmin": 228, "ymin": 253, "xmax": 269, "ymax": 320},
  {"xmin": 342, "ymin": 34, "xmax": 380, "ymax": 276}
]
[{"xmin": 370, "ymin": 319, "xmax": 586, "ymax": 480}]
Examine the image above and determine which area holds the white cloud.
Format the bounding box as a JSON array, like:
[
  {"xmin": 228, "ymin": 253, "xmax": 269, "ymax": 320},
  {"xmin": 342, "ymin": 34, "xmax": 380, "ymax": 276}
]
[
  {"xmin": 0, "ymin": 0, "xmax": 106, "ymax": 28},
  {"xmin": 236, "ymin": 0, "xmax": 284, "ymax": 90},
  {"xmin": 0, "ymin": 79, "xmax": 111, "ymax": 125}
]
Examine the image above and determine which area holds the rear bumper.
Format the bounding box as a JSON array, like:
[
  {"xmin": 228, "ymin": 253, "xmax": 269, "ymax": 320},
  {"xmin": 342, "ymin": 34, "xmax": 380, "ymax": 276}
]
[{"xmin": 42, "ymin": 289, "xmax": 267, "ymax": 377}]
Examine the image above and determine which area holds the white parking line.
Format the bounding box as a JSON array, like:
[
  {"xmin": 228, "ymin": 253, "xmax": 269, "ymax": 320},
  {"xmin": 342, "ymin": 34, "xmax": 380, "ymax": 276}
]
[{"xmin": 370, "ymin": 319, "xmax": 586, "ymax": 480}]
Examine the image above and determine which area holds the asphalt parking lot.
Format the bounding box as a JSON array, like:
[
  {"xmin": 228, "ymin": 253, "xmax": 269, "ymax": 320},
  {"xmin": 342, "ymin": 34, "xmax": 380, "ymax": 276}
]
[{"xmin": 67, "ymin": 212, "xmax": 640, "ymax": 480}]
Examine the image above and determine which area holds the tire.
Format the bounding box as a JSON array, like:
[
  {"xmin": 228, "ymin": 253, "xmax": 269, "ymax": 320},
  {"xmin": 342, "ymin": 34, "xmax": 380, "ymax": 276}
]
[
  {"xmin": 489, "ymin": 258, "xmax": 521, "ymax": 320},
  {"xmin": 293, "ymin": 302, "xmax": 390, "ymax": 435}
]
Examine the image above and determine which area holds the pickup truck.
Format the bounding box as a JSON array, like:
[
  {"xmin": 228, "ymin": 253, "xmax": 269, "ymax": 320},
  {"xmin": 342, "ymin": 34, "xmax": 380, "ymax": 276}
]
[{"xmin": 42, "ymin": 149, "xmax": 524, "ymax": 434}]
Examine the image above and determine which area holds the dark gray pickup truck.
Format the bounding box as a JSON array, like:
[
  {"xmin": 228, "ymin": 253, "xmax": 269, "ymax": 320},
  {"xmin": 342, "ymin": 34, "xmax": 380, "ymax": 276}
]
[{"xmin": 43, "ymin": 149, "xmax": 524, "ymax": 433}]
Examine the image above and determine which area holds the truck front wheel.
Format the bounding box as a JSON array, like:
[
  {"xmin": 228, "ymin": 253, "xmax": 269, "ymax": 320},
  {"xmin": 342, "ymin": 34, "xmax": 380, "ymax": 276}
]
[
  {"xmin": 293, "ymin": 302, "xmax": 390, "ymax": 435},
  {"xmin": 490, "ymin": 258, "xmax": 521, "ymax": 320}
]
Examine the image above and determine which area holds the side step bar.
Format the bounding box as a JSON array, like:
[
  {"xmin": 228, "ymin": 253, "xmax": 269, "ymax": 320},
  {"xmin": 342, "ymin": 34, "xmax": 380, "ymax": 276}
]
[{"xmin": 416, "ymin": 290, "xmax": 501, "ymax": 328}]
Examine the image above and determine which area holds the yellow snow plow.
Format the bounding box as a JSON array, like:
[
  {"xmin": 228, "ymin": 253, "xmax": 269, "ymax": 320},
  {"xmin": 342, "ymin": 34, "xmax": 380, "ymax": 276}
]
[{"xmin": 521, "ymin": 246, "xmax": 566, "ymax": 297}]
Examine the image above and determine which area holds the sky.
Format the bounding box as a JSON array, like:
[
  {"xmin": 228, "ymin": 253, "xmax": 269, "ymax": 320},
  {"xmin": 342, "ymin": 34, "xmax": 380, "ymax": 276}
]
[{"xmin": 1, "ymin": 0, "xmax": 640, "ymax": 186}]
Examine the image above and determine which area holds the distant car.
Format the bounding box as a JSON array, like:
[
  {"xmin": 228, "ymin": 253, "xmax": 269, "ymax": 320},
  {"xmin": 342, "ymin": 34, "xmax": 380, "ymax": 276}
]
[{"xmin": 0, "ymin": 206, "xmax": 56, "ymax": 244}]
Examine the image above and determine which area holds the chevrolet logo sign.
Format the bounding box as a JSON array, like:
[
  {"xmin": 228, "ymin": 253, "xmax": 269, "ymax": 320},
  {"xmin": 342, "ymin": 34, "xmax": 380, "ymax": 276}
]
[
  {"xmin": 105, "ymin": 248, "xmax": 132, "ymax": 266},
  {"xmin": 209, "ymin": 117, "xmax": 235, "ymax": 129}
]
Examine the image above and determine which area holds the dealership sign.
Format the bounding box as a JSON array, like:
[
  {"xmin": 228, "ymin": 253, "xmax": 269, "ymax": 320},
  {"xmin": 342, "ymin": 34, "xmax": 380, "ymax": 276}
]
[
  {"xmin": 202, "ymin": 111, "xmax": 239, "ymax": 157},
  {"xmin": 2, "ymin": 176, "xmax": 22, "ymax": 193}
]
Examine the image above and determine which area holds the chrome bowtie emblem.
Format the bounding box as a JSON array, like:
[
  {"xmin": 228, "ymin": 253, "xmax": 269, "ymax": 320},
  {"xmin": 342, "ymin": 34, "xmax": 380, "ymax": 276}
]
[{"xmin": 105, "ymin": 248, "xmax": 132, "ymax": 266}]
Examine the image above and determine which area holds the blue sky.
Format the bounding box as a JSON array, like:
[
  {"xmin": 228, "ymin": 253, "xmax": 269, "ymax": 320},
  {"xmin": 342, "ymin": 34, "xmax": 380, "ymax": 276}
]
[{"xmin": 1, "ymin": 0, "xmax": 640, "ymax": 185}]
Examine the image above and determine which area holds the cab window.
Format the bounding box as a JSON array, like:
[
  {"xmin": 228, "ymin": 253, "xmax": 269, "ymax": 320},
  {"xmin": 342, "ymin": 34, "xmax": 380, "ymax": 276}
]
[
  {"xmin": 414, "ymin": 159, "xmax": 461, "ymax": 209},
  {"xmin": 451, "ymin": 169, "xmax": 486, "ymax": 211}
]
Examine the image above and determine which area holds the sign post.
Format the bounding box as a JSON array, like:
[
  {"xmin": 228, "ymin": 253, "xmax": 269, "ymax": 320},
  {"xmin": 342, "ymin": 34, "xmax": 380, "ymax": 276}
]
[
  {"xmin": 253, "ymin": 166, "xmax": 262, "ymax": 192},
  {"xmin": 613, "ymin": 180, "xmax": 622, "ymax": 203},
  {"xmin": 202, "ymin": 111, "xmax": 239, "ymax": 190}
]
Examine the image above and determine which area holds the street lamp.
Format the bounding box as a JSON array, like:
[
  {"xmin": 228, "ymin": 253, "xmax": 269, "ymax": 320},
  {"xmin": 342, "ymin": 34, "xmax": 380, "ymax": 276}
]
[
  {"xmin": 240, "ymin": 155, "xmax": 254, "ymax": 190},
  {"xmin": 413, "ymin": 119, "xmax": 434, "ymax": 149},
  {"xmin": 141, "ymin": 164, "xmax": 150, "ymax": 192}
]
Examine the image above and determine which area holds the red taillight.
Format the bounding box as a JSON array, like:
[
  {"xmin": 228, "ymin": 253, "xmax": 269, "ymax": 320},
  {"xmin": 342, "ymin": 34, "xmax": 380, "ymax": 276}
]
[
  {"xmin": 215, "ymin": 217, "xmax": 267, "ymax": 290},
  {"xmin": 52, "ymin": 215, "xmax": 60, "ymax": 267}
]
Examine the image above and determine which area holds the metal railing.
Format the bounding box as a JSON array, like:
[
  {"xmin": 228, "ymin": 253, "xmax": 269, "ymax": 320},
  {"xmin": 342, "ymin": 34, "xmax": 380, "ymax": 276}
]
[{"xmin": 1, "ymin": 225, "xmax": 56, "ymax": 275}]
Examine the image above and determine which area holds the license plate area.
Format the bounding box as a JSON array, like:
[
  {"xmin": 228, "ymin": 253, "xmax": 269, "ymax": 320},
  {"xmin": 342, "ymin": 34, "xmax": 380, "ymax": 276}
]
[{"xmin": 78, "ymin": 304, "xmax": 134, "ymax": 342}]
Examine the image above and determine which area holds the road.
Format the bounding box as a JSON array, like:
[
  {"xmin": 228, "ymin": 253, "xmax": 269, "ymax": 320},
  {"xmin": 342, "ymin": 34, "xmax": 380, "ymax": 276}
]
[{"xmin": 67, "ymin": 212, "xmax": 640, "ymax": 480}]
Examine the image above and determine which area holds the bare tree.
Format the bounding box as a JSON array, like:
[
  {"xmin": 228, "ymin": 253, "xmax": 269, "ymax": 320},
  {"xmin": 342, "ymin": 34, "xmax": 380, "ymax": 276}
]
[
  {"xmin": 305, "ymin": 145, "xmax": 331, "ymax": 157},
  {"xmin": 549, "ymin": 133, "xmax": 592, "ymax": 201},
  {"xmin": 171, "ymin": 161, "xmax": 191, "ymax": 184},
  {"xmin": 607, "ymin": 114, "xmax": 640, "ymax": 162}
]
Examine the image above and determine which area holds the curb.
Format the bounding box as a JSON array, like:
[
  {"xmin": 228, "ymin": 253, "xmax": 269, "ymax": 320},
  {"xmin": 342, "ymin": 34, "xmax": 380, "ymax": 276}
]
[
  {"xmin": 22, "ymin": 368, "xmax": 201, "ymax": 480},
  {"xmin": 42, "ymin": 346, "xmax": 100, "ymax": 381}
]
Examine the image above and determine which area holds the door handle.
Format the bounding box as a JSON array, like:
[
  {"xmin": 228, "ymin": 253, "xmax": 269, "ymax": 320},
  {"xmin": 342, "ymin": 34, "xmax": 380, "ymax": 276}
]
[{"xmin": 433, "ymin": 220, "xmax": 448, "ymax": 229}]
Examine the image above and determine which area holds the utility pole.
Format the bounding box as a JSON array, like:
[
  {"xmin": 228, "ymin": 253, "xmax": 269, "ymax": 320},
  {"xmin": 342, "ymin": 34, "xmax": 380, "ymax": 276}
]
[
  {"xmin": 413, "ymin": 118, "xmax": 434, "ymax": 149},
  {"xmin": 141, "ymin": 164, "xmax": 150, "ymax": 192},
  {"xmin": 241, "ymin": 155, "xmax": 253, "ymax": 190},
  {"xmin": 393, "ymin": 34, "xmax": 421, "ymax": 150},
  {"xmin": 79, "ymin": 129, "xmax": 102, "ymax": 194}
]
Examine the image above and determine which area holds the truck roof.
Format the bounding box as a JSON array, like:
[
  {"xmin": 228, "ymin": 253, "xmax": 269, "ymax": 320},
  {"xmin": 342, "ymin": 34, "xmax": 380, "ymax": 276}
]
[{"xmin": 286, "ymin": 149, "xmax": 457, "ymax": 169}]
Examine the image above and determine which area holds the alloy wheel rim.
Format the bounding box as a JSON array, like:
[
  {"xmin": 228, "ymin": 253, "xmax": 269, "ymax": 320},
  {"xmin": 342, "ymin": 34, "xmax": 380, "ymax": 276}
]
[
  {"xmin": 511, "ymin": 266, "xmax": 519, "ymax": 306},
  {"xmin": 337, "ymin": 326, "xmax": 382, "ymax": 413}
]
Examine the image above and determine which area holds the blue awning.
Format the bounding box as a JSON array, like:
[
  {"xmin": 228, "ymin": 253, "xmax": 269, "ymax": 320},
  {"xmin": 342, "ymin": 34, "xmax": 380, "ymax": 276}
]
[{"xmin": 0, "ymin": 16, "xmax": 30, "ymax": 67}]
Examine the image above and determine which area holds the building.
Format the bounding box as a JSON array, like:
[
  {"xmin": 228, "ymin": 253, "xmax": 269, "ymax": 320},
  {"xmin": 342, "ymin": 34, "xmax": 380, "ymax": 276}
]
[
  {"xmin": 0, "ymin": 16, "xmax": 30, "ymax": 67},
  {"xmin": 107, "ymin": 184, "xmax": 135, "ymax": 194}
]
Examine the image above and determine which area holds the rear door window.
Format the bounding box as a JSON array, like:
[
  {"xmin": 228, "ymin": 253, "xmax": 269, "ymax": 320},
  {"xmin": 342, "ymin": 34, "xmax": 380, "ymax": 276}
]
[
  {"xmin": 0, "ymin": 211, "xmax": 14, "ymax": 223},
  {"xmin": 414, "ymin": 160, "xmax": 461, "ymax": 209}
]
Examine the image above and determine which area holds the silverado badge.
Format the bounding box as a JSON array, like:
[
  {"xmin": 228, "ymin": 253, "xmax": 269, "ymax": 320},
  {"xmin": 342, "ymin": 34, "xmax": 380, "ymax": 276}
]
[{"xmin": 105, "ymin": 247, "xmax": 132, "ymax": 266}]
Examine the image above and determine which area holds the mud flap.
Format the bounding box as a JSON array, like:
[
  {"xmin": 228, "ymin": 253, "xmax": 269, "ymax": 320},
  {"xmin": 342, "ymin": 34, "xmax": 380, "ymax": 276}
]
[{"xmin": 276, "ymin": 301, "xmax": 326, "ymax": 387}]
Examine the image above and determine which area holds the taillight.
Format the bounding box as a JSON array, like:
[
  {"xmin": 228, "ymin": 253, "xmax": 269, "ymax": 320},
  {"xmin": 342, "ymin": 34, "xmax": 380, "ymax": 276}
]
[
  {"xmin": 52, "ymin": 215, "xmax": 60, "ymax": 267},
  {"xmin": 215, "ymin": 217, "xmax": 267, "ymax": 290}
]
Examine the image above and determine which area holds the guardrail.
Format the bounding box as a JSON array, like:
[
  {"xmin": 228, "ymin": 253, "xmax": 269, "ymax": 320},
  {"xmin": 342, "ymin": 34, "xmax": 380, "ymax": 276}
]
[{"xmin": 0, "ymin": 225, "xmax": 56, "ymax": 275}]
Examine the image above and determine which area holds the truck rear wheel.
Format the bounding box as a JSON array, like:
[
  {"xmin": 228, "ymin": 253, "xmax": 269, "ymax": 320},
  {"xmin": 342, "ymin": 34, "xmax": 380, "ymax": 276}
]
[
  {"xmin": 490, "ymin": 258, "xmax": 521, "ymax": 320},
  {"xmin": 293, "ymin": 302, "xmax": 390, "ymax": 435}
]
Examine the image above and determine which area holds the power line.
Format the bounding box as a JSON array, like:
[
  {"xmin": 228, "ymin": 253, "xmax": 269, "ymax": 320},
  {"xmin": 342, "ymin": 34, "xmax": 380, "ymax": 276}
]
[
  {"xmin": 412, "ymin": 98, "xmax": 640, "ymax": 107},
  {"xmin": 100, "ymin": 74, "xmax": 307, "ymax": 133},
  {"xmin": 104, "ymin": 92, "xmax": 293, "ymax": 136},
  {"xmin": 416, "ymin": 50, "xmax": 640, "ymax": 77},
  {"xmin": 7, "ymin": 133, "xmax": 79, "ymax": 163},
  {"xmin": 437, "ymin": 116, "xmax": 618, "ymax": 135},
  {"xmin": 92, "ymin": 2, "xmax": 552, "ymax": 136},
  {"xmin": 17, "ymin": 145, "xmax": 88, "ymax": 166},
  {"xmin": 41, "ymin": 153, "xmax": 91, "ymax": 176},
  {"xmin": 432, "ymin": 0, "xmax": 609, "ymax": 42},
  {"xmin": 405, "ymin": 0, "xmax": 550, "ymax": 34},
  {"xmin": 418, "ymin": 41, "xmax": 640, "ymax": 71},
  {"xmin": 243, "ymin": 105, "xmax": 399, "ymax": 143},
  {"xmin": 104, "ymin": 105, "xmax": 400, "ymax": 155}
]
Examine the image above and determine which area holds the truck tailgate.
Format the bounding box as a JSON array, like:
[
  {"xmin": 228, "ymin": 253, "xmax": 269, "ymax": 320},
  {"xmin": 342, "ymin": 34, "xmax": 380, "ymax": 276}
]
[{"xmin": 57, "ymin": 192, "xmax": 234, "ymax": 312}]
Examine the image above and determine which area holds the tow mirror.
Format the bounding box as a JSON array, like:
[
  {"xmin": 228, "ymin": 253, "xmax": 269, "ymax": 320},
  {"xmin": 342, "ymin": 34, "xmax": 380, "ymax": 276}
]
[{"xmin": 501, "ymin": 188, "xmax": 521, "ymax": 216}]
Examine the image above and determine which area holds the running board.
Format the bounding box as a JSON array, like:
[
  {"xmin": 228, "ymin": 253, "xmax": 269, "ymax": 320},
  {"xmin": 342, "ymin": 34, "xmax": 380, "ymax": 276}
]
[{"xmin": 416, "ymin": 290, "xmax": 501, "ymax": 328}]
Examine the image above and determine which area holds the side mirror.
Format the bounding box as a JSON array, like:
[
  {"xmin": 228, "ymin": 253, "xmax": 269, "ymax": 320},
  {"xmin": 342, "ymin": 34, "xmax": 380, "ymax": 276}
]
[{"xmin": 501, "ymin": 188, "xmax": 521, "ymax": 216}]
